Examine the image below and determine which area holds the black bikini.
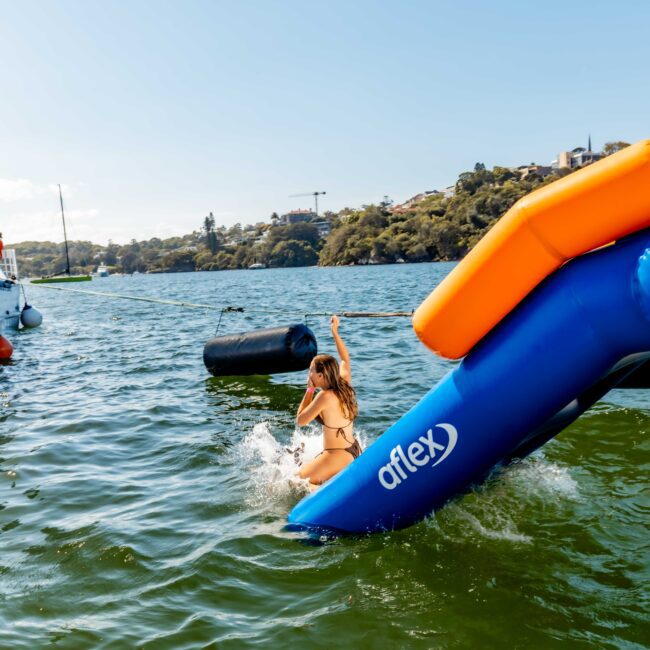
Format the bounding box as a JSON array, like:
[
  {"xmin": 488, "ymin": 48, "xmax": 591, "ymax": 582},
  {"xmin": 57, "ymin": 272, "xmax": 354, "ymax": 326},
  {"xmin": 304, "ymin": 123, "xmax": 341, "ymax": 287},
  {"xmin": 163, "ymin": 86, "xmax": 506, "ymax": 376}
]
[
  {"xmin": 317, "ymin": 415, "xmax": 362, "ymax": 460},
  {"xmin": 306, "ymin": 413, "xmax": 362, "ymax": 486}
]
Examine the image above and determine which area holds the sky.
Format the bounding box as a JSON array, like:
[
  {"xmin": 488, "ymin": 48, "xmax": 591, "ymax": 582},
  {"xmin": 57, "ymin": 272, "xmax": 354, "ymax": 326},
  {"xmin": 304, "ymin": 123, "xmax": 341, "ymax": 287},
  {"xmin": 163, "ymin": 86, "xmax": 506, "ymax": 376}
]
[{"xmin": 1, "ymin": 0, "xmax": 649, "ymax": 245}]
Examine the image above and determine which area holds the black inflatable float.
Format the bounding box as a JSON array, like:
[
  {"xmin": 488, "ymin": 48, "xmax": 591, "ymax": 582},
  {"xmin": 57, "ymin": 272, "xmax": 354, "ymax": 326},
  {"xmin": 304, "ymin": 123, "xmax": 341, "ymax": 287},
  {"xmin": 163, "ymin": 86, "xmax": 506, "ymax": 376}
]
[
  {"xmin": 203, "ymin": 323, "xmax": 317, "ymax": 376},
  {"xmin": 506, "ymin": 353, "xmax": 650, "ymax": 462}
]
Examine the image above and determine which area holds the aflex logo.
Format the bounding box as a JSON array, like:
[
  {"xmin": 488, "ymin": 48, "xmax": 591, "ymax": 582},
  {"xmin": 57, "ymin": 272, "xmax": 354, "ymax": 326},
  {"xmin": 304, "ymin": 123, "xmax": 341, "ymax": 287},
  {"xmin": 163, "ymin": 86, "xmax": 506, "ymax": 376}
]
[{"xmin": 377, "ymin": 423, "xmax": 458, "ymax": 490}]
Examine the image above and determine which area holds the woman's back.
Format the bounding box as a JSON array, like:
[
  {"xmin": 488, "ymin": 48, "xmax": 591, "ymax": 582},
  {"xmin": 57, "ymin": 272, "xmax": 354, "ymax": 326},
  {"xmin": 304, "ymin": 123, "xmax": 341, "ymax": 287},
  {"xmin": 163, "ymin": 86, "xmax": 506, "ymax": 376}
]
[{"xmin": 318, "ymin": 390, "xmax": 355, "ymax": 449}]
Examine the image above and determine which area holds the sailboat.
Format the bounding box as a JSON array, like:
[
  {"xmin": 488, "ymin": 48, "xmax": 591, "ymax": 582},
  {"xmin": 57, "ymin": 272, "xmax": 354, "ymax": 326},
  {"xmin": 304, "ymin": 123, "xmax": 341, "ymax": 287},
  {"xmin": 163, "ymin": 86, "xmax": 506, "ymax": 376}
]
[{"xmin": 31, "ymin": 185, "xmax": 92, "ymax": 284}]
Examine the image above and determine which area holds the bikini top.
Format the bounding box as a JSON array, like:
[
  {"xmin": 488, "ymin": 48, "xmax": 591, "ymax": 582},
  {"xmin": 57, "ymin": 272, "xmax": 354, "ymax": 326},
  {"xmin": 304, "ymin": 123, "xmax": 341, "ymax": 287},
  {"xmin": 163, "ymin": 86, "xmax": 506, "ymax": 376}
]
[{"xmin": 317, "ymin": 414, "xmax": 355, "ymax": 445}]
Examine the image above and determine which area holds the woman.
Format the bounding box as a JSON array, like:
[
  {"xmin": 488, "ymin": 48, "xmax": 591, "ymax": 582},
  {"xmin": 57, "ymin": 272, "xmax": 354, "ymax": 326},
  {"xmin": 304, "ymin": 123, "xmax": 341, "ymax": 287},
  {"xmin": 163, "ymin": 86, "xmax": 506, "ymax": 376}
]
[{"xmin": 296, "ymin": 315, "xmax": 362, "ymax": 490}]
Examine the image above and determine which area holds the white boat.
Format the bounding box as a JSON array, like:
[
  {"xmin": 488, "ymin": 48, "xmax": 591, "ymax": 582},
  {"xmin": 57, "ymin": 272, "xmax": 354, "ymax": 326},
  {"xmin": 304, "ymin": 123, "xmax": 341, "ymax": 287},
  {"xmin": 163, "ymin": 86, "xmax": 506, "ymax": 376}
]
[
  {"xmin": 248, "ymin": 263, "xmax": 266, "ymax": 269},
  {"xmin": 95, "ymin": 265, "xmax": 110, "ymax": 277},
  {"xmin": 0, "ymin": 249, "xmax": 24, "ymax": 333}
]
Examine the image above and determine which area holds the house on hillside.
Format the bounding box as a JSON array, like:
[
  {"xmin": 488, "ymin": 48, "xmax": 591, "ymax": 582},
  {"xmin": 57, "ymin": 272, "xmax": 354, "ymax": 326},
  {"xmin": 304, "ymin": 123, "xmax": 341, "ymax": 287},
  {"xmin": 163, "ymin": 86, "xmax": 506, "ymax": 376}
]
[
  {"xmin": 392, "ymin": 190, "xmax": 440, "ymax": 213},
  {"xmin": 553, "ymin": 136, "xmax": 603, "ymax": 169},
  {"xmin": 518, "ymin": 164, "xmax": 553, "ymax": 179},
  {"xmin": 312, "ymin": 220, "xmax": 331, "ymax": 238},
  {"xmin": 280, "ymin": 209, "xmax": 316, "ymax": 224}
]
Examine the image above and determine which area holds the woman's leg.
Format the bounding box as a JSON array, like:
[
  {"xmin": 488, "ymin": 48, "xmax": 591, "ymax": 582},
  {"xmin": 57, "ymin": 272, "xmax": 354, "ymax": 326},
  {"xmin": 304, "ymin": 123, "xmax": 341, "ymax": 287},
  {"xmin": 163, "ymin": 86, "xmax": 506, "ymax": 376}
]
[
  {"xmin": 297, "ymin": 454, "xmax": 323, "ymax": 479},
  {"xmin": 298, "ymin": 450, "xmax": 353, "ymax": 487}
]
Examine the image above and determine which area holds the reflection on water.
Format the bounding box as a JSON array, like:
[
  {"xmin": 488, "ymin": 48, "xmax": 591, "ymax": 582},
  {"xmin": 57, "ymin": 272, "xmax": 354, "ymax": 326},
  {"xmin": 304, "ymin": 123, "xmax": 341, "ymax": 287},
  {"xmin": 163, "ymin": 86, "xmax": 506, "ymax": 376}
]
[{"xmin": 205, "ymin": 374, "xmax": 305, "ymax": 413}]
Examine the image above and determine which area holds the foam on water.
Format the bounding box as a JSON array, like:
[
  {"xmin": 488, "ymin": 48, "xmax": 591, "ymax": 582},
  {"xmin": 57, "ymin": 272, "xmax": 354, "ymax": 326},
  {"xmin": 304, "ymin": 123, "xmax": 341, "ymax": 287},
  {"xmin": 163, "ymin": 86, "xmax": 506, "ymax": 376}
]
[
  {"xmin": 503, "ymin": 452, "xmax": 580, "ymax": 500},
  {"xmin": 234, "ymin": 422, "xmax": 320, "ymax": 505},
  {"xmin": 454, "ymin": 510, "xmax": 533, "ymax": 543},
  {"xmin": 430, "ymin": 453, "xmax": 579, "ymax": 545},
  {"xmin": 234, "ymin": 422, "xmax": 370, "ymax": 508},
  {"xmin": 430, "ymin": 496, "xmax": 535, "ymax": 545}
]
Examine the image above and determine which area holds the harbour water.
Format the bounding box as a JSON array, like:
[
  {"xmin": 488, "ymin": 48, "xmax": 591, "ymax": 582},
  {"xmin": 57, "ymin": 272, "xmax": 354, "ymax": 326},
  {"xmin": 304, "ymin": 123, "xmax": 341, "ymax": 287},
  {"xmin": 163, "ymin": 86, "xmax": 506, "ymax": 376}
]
[{"xmin": 1, "ymin": 264, "xmax": 648, "ymax": 648}]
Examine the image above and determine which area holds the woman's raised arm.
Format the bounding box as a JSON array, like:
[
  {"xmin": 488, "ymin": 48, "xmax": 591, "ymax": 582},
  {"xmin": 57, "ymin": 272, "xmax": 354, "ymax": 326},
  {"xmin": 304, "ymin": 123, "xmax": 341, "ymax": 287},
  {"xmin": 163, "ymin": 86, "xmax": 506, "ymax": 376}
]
[{"xmin": 331, "ymin": 315, "xmax": 351, "ymax": 383}]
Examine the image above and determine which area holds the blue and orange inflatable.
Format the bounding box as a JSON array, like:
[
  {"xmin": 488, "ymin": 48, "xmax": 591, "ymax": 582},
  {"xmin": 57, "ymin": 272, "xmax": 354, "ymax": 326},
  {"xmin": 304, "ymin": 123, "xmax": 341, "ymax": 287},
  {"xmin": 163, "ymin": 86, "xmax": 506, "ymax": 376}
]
[{"xmin": 288, "ymin": 140, "xmax": 650, "ymax": 534}]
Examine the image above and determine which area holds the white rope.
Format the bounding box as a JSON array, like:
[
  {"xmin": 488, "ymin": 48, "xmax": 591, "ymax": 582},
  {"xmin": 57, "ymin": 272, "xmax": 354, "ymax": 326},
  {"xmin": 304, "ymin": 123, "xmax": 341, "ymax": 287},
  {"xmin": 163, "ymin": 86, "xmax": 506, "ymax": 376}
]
[
  {"xmin": 25, "ymin": 283, "xmax": 413, "ymax": 318},
  {"xmin": 25, "ymin": 283, "xmax": 221, "ymax": 310}
]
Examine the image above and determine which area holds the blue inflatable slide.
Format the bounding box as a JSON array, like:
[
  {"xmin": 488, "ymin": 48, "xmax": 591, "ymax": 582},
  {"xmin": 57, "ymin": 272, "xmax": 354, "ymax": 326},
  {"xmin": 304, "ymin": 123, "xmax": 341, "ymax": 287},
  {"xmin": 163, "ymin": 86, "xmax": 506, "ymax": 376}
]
[{"xmin": 288, "ymin": 141, "xmax": 650, "ymax": 534}]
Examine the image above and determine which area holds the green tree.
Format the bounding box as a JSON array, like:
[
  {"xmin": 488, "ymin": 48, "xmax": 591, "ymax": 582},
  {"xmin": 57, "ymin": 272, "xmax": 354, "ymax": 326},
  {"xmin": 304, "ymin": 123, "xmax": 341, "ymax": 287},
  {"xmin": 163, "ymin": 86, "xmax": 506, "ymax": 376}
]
[
  {"xmin": 265, "ymin": 222, "xmax": 320, "ymax": 249},
  {"xmin": 120, "ymin": 250, "xmax": 140, "ymax": 274},
  {"xmin": 104, "ymin": 240, "xmax": 119, "ymax": 266},
  {"xmin": 203, "ymin": 212, "xmax": 218, "ymax": 254},
  {"xmin": 160, "ymin": 250, "xmax": 196, "ymax": 272},
  {"xmin": 269, "ymin": 240, "xmax": 318, "ymax": 267},
  {"xmin": 214, "ymin": 250, "xmax": 235, "ymax": 269},
  {"xmin": 602, "ymin": 141, "xmax": 631, "ymax": 156}
]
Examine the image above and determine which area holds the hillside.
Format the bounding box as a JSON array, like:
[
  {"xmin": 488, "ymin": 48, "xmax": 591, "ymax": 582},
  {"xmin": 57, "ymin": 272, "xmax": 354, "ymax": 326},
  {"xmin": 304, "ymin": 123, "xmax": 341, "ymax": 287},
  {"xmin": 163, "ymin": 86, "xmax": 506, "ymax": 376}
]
[{"xmin": 9, "ymin": 163, "xmax": 585, "ymax": 276}]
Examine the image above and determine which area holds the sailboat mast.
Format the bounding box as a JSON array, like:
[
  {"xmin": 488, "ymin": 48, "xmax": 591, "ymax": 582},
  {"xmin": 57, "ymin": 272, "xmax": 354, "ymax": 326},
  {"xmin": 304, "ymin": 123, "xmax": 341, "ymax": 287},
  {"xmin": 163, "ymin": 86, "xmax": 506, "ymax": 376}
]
[{"xmin": 58, "ymin": 184, "xmax": 71, "ymax": 275}]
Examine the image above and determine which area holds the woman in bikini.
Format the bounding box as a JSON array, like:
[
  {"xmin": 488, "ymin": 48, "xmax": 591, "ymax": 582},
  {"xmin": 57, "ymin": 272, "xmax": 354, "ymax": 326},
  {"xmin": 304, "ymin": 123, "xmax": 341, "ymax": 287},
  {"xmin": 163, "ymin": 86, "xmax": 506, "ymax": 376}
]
[{"xmin": 295, "ymin": 314, "xmax": 362, "ymax": 490}]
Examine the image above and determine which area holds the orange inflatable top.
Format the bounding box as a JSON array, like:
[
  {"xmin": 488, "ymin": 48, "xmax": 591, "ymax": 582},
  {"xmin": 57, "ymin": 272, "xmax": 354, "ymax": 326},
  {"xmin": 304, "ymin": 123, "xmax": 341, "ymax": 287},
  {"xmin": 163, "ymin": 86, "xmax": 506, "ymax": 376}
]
[{"xmin": 413, "ymin": 139, "xmax": 650, "ymax": 359}]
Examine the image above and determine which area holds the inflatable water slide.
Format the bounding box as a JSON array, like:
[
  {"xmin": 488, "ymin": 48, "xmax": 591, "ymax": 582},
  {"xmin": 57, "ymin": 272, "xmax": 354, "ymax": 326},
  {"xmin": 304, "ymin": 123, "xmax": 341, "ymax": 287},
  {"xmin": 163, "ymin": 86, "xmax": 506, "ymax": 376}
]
[{"xmin": 288, "ymin": 140, "xmax": 650, "ymax": 534}]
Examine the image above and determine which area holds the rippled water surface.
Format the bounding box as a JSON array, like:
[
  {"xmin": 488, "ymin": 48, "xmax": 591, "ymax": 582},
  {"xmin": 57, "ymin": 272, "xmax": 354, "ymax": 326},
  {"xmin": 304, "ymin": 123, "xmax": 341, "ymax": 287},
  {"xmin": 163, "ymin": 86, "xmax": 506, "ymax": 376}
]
[{"xmin": 2, "ymin": 265, "xmax": 648, "ymax": 648}]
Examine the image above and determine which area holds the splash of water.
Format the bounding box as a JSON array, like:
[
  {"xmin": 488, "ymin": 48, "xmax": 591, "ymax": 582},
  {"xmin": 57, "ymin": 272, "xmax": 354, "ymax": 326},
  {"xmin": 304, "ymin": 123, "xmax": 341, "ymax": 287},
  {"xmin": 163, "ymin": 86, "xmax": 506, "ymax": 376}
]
[
  {"xmin": 429, "ymin": 453, "xmax": 579, "ymax": 544},
  {"xmin": 235, "ymin": 422, "xmax": 320, "ymax": 506},
  {"xmin": 504, "ymin": 453, "xmax": 579, "ymax": 500},
  {"xmin": 235, "ymin": 422, "xmax": 369, "ymax": 509}
]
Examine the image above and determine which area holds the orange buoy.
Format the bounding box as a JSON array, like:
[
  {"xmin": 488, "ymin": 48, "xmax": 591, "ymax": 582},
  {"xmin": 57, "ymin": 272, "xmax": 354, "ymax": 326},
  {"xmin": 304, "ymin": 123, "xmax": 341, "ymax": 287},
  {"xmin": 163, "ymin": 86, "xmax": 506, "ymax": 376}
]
[{"xmin": 0, "ymin": 335, "xmax": 13, "ymax": 360}]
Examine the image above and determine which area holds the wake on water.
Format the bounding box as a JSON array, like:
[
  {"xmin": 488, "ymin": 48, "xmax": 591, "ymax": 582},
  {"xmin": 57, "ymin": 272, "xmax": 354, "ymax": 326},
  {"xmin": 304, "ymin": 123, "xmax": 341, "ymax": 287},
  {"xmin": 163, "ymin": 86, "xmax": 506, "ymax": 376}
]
[{"xmin": 429, "ymin": 452, "xmax": 580, "ymax": 544}]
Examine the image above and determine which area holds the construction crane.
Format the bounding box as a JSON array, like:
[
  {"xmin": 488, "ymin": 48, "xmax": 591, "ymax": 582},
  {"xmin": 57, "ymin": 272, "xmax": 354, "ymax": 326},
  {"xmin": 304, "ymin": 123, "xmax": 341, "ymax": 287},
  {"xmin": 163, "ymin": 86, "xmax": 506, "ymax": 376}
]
[{"xmin": 288, "ymin": 191, "xmax": 326, "ymax": 217}]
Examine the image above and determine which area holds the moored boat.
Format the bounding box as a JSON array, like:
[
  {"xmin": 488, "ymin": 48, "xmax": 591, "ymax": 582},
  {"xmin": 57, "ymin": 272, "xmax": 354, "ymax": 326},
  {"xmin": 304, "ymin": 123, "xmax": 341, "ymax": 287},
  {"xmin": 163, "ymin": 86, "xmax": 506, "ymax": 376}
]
[
  {"xmin": 95, "ymin": 265, "xmax": 110, "ymax": 277},
  {"xmin": 0, "ymin": 248, "xmax": 43, "ymax": 340},
  {"xmin": 31, "ymin": 184, "xmax": 92, "ymax": 284},
  {"xmin": 31, "ymin": 274, "xmax": 92, "ymax": 284},
  {"xmin": 0, "ymin": 249, "xmax": 22, "ymax": 331}
]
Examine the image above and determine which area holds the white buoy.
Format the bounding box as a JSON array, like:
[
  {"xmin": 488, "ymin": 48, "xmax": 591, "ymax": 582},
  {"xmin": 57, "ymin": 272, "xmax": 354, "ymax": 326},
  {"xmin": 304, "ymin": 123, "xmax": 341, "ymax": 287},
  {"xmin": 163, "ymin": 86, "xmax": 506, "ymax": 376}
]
[{"xmin": 20, "ymin": 304, "xmax": 43, "ymax": 328}]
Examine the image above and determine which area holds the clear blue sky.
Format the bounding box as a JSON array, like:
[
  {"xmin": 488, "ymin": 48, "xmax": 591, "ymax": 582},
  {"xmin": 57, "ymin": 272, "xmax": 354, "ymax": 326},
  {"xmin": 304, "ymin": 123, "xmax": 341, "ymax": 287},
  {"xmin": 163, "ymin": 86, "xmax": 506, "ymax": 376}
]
[{"xmin": 1, "ymin": 0, "xmax": 649, "ymax": 245}]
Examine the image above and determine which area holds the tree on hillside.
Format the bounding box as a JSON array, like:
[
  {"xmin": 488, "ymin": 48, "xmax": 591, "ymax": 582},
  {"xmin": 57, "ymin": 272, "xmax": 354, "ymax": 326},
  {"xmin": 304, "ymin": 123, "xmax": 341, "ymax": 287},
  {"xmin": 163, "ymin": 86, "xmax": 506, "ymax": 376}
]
[
  {"xmin": 160, "ymin": 250, "xmax": 196, "ymax": 272},
  {"xmin": 104, "ymin": 240, "xmax": 119, "ymax": 266},
  {"xmin": 120, "ymin": 250, "xmax": 140, "ymax": 274},
  {"xmin": 319, "ymin": 223, "xmax": 354, "ymax": 265},
  {"xmin": 265, "ymin": 222, "xmax": 320, "ymax": 250},
  {"xmin": 268, "ymin": 240, "xmax": 318, "ymax": 267},
  {"xmin": 492, "ymin": 166, "xmax": 517, "ymax": 184},
  {"xmin": 214, "ymin": 250, "xmax": 235, "ymax": 269},
  {"xmin": 456, "ymin": 167, "xmax": 494, "ymax": 195},
  {"xmin": 358, "ymin": 205, "xmax": 389, "ymax": 229},
  {"xmin": 602, "ymin": 141, "xmax": 631, "ymax": 156},
  {"xmin": 203, "ymin": 212, "xmax": 218, "ymax": 254}
]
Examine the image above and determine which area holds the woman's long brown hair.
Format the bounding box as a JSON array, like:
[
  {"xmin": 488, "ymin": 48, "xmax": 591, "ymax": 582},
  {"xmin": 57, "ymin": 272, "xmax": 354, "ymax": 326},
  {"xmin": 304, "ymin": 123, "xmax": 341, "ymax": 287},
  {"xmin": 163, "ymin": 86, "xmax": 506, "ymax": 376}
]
[{"xmin": 312, "ymin": 354, "xmax": 358, "ymax": 420}]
